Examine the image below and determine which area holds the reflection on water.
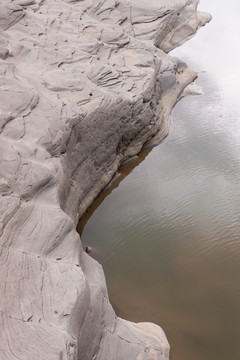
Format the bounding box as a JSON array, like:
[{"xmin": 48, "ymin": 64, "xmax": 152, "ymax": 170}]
[
  {"xmin": 77, "ymin": 148, "xmax": 151, "ymax": 236},
  {"xmin": 78, "ymin": 1, "xmax": 240, "ymax": 360}
]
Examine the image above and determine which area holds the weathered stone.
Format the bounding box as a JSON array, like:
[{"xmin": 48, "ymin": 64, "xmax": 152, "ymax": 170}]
[{"xmin": 0, "ymin": 0, "xmax": 211, "ymax": 359}]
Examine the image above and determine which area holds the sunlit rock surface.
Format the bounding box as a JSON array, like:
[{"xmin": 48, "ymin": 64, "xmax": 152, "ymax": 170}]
[{"xmin": 0, "ymin": 0, "xmax": 210, "ymax": 359}]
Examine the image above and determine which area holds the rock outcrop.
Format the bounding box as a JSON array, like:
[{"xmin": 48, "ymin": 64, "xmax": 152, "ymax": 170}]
[{"xmin": 0, "ymin": 0, "xmax": 210, "ymax": 359}]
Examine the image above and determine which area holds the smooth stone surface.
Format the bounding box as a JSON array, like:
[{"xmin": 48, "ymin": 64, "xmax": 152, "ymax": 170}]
[{"xmin": 0, "ymin": 0, "xmax": 210, "ymax": 358}]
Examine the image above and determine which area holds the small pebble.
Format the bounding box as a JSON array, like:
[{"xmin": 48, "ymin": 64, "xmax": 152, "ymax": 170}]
[{"xmin": 85, "ymin": 246, "xmax": 92, "ymax": 254}]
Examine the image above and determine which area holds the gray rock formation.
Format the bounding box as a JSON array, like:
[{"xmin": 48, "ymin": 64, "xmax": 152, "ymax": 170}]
[{"xmin": 0, "ymin": 0, "xmax": 210, "ymax": 359}]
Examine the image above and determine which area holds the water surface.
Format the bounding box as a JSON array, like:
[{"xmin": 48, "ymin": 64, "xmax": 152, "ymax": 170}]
[{"xmin": 78, "ymin": 1, "xmax": 240, "ymax": 359}]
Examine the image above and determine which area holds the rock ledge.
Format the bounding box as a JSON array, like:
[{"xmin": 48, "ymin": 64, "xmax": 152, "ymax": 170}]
[{"xmin": 0, "ymin": 1, "xmax": 210, "ymax": 359}]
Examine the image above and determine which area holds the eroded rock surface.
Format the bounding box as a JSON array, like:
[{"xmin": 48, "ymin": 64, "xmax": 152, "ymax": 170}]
[{"xmin": 0, "ymin": 0, "xmax": 210, "ymax": 359}]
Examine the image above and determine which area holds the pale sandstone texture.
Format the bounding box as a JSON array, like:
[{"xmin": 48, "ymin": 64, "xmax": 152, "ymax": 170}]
[{"xmin": 0, "ymin": 0, "xmax": 210, "ymax": 359}]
